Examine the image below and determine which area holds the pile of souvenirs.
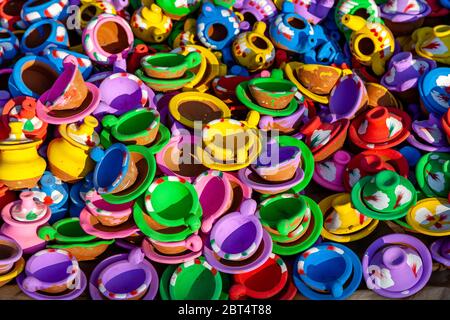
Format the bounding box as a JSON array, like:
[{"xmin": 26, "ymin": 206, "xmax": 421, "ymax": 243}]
[{"xmin": 0, "ymin": 0, "xmax": 448, "ymax": 300}]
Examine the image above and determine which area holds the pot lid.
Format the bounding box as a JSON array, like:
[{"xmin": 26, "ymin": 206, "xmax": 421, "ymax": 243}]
[
  {"xmin": 64, "ymin": 116, "xmax": 100, "ymax": 147},
  {"xmin": 10, "ymin": 191, "xmax": 48, "ymax": 222}
]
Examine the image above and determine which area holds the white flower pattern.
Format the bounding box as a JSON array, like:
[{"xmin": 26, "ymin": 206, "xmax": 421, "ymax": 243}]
[
  {"xmin": 386, "ymin": 117, "xmax": 403, "ymax": 138},
  {"xmin": 364, "ymin": 191, "xmax": 390, "ymax": 210}
]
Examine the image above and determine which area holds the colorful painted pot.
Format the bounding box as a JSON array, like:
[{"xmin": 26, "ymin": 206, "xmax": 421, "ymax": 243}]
[
  {"xmin": 89, "ymin": 250, "xmax": 158, "ymax": 300},
  {"xmin": 144, "ymin": 176, "xmax": 201, "ymax": 231},
  {"xmin": 155, "ymin": 0, "xmax": 201, "ymax": 20},
  {"xmin": 78, "ymin": 0, "xmax": 117, "ymax": 29},
  {"xmin": 343, "ymin": 149, "xmax": 409, "ymax": 192},
  {"xmin": 20, "ymin": 19, "xmax": 69, "ymax": 54},
  {"xmin": 194, "ymin": 170, "xmax": 233, "ymax": 233},
  {"xmin": 349, "ymin": 106, "xmax": 411, "ymax": 150},
  {"xmin": 21, "ymin": 248, "xmax": 80, "ymax": 294},
  {"xmin": 83, "ymin": 13, "xmax": 134, "ymax": 65},
  {"xmin": 234, "ymin": 0, "xmax": 277, "ymax": 23},
  {"xmin": 406, "ymin": 198, "xmax": 450, "ymax": 236},
  {"xmin": 334, "ymin": 0, "xmax": 382, "ymax": 39},
  {"xmin": 0, "ymin": 122, "xmax": 46, "ymax": 190},
  {"xmin": 1, "ymin": 192, "xmax": 50, "ymax": 254},
  {"xmin": 210, "ymin": 199, "xmax": 262, "ymax": 261},
  {"xmin": 430, "ymin": 238, "xmax": 450, "ymax": 267},
  {"xmin": 47, "ymin": 117, "xmax": 99, "ymax": 183},
  {"xmin": 418, "ymin": 67, "xmax": 450, "ymax": 116},
  {"xmin": 313, "ymin": 151, "xmax": 351, "ymax": 192},
  {"xmin": 8, "ymin": 55, "xmax": 59, "ymax": 99},
  {"xmin": 0, "ymin": 255, "xmax": 24, "ymax": 288},
  {"xmin": 271, "ymin": 196, "xmax": 323, "ymax": 256},
  {"xmin": 230, "ymin": 253, "xmax": 288, "ymax": 300},
  {"xmin": 294, "ymin": 242, "xmax": 362, "ymax": 300},
  {"xmin": 200, "ymin": 111, "xmax": 262, "ymax": 171},
  {"xmin": 21, "ymin": 0, "xmax": 69, "ymax": 25},
  {"xmin": 155, "ymin": 134, "xmax": 207, "ymax": 182},
  {"xmin": 91, "ymin": 143, "xmax": 138, "ymax": 195},
  {"xmin": 342, "ymin": 14, "xmax": 395, "ymax": 76},
  {"xmin": 102, "ymin": 108, "xmax": 160, "ymax": 146},
  {"xmin": 0, "ymin": 0, "xmax": 26, "ymax": 30},
  {"xmin": 141, "ymin": 51, "xmax": 201, "ymax": 79},
  {"xmin": 232, "ymin": 22, "xmax": 275, "ymax": 72},
  {"xmin": 44, "ymin": 47, "xmax": 93, "ymax": 79},
  {"xmin": 96, "ymin": 248, "xmax": 152, "ymax": 300},
  {"xmin": 381, "ymin": 52, "xmax": 436, "ymax": 104},
  {"xmin": 414, "ymin": 25, "xmax": 450, "ymax": 65},
  {"xmin": 351, "ymin": 170, "xmax": 417, "ymax": 220},
  {"xmin": 300, "ymin": 116, "xmax": 350, "ymax": 162},
  {"xmin": 415, "ymin": 152, "xmax": 450, "ymax": 198},
  {"xmin": 142, "ymin": 233, "xmax": 202, "ymax": 264},
  {"xmin": 327, "ymin": 73, "xmax": 368, "ymax": 122},
  {"xmin": 284, "ymin": 62, "xmax": 352, "ymax": 104},
  {"xmin": 196, "ymin": 2, "xmax": 243, "ymax": 50},
  {"xmin": 257, "ymin": 194, "xmax": 310, "ymax": 237},
  {"xmin": 135, "ymin": 67, "xmax": 196, "ymax": 92},
  {"xmin": 85, "ymin": 188, "xmax": 134, "ymax": 227},
  {"xmin": 0, "ymin": 235, "xmax": 22, "ymax": 276},
  {"xmin": 1, "ymin": 96, "xmax": 47, "ymax": 140},
  {"xmin": 30, "ymin": 171, "xmax": 69, "ymax": 223},
  {"xmin": 0, "ymin": 27, "xmax": 18, "ymax": 63},
  {"xmin": 363, "ymin": 234, "xmax": 432, "ymax": 298},
  {"xmin": 169, "ymin": 92, "xmax": 231, "ymax": 129},
  {"xmin": 269, "ymin": 2, "xmax": 316, "ymax": 54},
  {"xmin": 95, "ymin": 72, "xmax": 155, "ymax": 118},
  {"xmin": 204, "ymin": 227, "xmax": 273, "ymax": 274},
  {"xmin": 36, "ymin": 57, "xmax": 100, "ymax": 125},
  {"xmin": 380, "ymin": 0, "xmax": 431, "ymax": 35},
  {"xmin": 168, "ymin": 18, "xmax": 197, "ymax": 48},
  {"xmin": 168, "ymin": 257, "xmax": 222, "ymax": 300},
  {"xmin": 130, "ymin": 4, "xmax": 172, "ymax": 43},
  {"xmin": 408, "ymin": 114, "xmax": 450, "ymax": 152},
  {"xmin": 320, "ymin": 193, "xmax": 378, "ymax": 243},
  {"xmin": 38, "ymin": 217, "xmax": 114, "ymax": 261}
]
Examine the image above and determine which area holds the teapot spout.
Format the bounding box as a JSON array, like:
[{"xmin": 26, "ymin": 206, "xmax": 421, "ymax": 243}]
[{"xmin": 341, "ymin": 14, "xmax": 366, "ymax": 32}]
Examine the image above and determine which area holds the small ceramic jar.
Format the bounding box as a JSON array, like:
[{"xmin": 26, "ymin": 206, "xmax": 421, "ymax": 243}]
[
  {"xmin": 418, "ymin": 67, "xmax": 450, "ymax": 116},
  {"xmin": 89, "ymin": 250, "xmax": 158, "ymax": 300},
  {"xmin": 30, "ymin": 171, "xmax": 69, "ymax": 223},
  {"xmin": 313, "ymin": 151, "xmax": 352, "ymax": 192},
  {"xmin": 8, "ymin": 55, "xmax": 60, "ymax": 98},
  {"xmin": 20, "ymin": 19, "xmax": 69, "ymax": 55},
  {"xmin": 78, "ymin": 0, "xmax": 117, "ymax": 29},
  {"xmin": 196, "ymin": 2, "xmax": 244, "ymax": 51},
  {"xmin": 232, "ymin": 22, "xmax": 275, "ymax": 72},
  {"xmin": 36, "ymin": 55, "xmax": 100, "ymax": 125},
  {"xmin": 131, "ymin": 4, "xmax": 172, "ymax": 43},
  {"xmin": 38, "ymin": 217, "xmax": 113, "ymax": 261},
  {"xmin": 234, "ymin": 0, "xmax": 277, "ymax": 23},
  {"xmin": 0, "ymin": 0, "xmax": 26, "ymax": 30},
  {"xmin": 0, "ymin": 27, "xmax": 18, "ymax": 63},
  {"xmin": 380, "ymin": 0, "xmax": 431, "ymax": 36},
  {"xmin": 349, "ymin": 106, "xmax": 412, "ymax": 150},
  {"xmin": 155, "ymin": 0, "xmax": 201, "ymax": 20},
  {"xmin": 363, "ymin": 234, "xmax": 432, "ymax": 298},
  {"xmin": 0, "ymin": 122, "xmax": 46, "ymax": 190},
  {"xmin": 351, "ymin": 170, "xmax": 417, "ymax": 220},
  {"xmin": 407, "ymin": 114, "xmax": 450, "ymax": 152},
  {"xmin": 1, "ymin": 192, "xmax": 51, "ymax": 254},
  {"xmin": 21, "ymin": 0, "xmax": 70, "ymax": 25},
  {"xmin": 414, "ymin": 25, "xmax": 450, "ymax": 66},
  {"xmin": 47, "ymin": 116, "xmax": 100, "ymax": 182},
  {"xmin": 415, "ymin": 152, "xmax": 450, "ymax": 198},
  {"xmin": 83, "ymin": 13, "xmax": 134, "ymax": 66},
  {"xmin": 2, "ymin": 96, "xmax": 47, "ymax": 140},
  {"xmin": 294, "ymin": 243, "xmax": 362, "ymax": 300},
  {"xmin": 342, "ymin": 14, "xmax": 395, "ymax": 76},
  {"xmin": 269, "ymin": 2, "xmax": 317, "ymax": 54},
  {"xmin": 406, "ymin": 198, "xmax": 450, "ymax": 236}
]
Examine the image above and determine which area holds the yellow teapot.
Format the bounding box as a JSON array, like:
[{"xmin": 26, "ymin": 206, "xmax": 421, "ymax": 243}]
[
  {"xmin": 414, "ymin": 25, "xmax": 450, "ymax": 65},
  {"xmin": 342, "ymin": 14, "xmax": 395, "ymax": 76},
  {"xmin": 131, "ymin": 3, "xmax": 172, "ymax": 43},
  {"xmin": 0, "ymin": 122, "xmax": 46, "ymax": 190},
  {"xmin": 47, "ymin": 116, "xmax": 100, "ymax": 183},
  {"xmin": 79, "ymin": 0, "xmax": 117, "ymax": 29},
  {"xmin": 232, "ymin": 22, "xmax": 275, "ymax": 72}
]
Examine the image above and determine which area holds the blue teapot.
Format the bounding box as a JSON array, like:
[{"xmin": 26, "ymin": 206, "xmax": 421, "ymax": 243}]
[
  {"xmin": 304, "ymin": 25, "xmax": 348, "ymax": 65},
  {"xmin": 269, "ymin": 1, "xmax": 317, "ymax": 54}
]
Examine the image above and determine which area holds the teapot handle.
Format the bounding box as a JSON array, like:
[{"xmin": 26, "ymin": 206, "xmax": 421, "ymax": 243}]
[
  {"xmin": 22, "ymin": 276, "xmax": 46, "ymax": 293},
  {"xmin": 37, "ymin": 225, "xmax": 58, "ymax": 241}
]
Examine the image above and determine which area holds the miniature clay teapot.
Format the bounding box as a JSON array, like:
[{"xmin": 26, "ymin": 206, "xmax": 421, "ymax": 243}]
[
  {"xmin": 131, "ymin": 4, "xmax": 172, "ymax": 43},
  {"xmin": 78, "ymin": 0, "xmax": 118, "ymax": 29},
  {"xmin": 414, "ymin": 25, "xmax": 450, "ymax": 65},
  {"xmin": 0, "ymin": 122, "xmax": 46, "ymax": 190},
  {"xmin": 232, "ymin": 22, "xmax": 275, "ymax": 72},
  {"xmin": 380, "ymin": 0, "xmax": 431, "ymax": 36},
  {"xmin": 47, "ymin": 116, "xmax": 100, "ymax": 182},
  {"xmin": 234, "ymin": 0, "xmax": 277, "ymax": 23},
  {"xmin": 155, "ymin": 0, "xmax": 201, "ymax": 20},
  {"xmin": 341, "ymin": 14, "xmax": 395, "ymax": 76}
]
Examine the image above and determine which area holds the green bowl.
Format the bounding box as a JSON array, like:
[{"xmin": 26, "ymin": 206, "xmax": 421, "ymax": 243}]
[{"xmin": 136, "ymin": 68, "xmax": 196, "ymax": 92}]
